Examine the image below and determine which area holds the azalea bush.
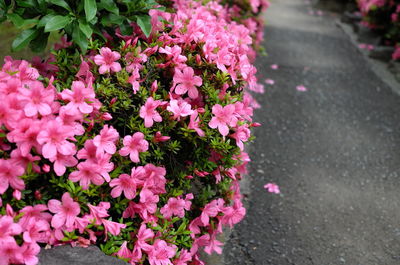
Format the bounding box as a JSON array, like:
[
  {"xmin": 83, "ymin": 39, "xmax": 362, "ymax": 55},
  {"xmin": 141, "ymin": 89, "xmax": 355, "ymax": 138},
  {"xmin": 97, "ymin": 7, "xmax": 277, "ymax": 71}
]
[
  {"xmin": 0, "ymin": 0, "xmax": 268, "ymax": 264},
  {"xmin": 356, "ymin": 0, "xmax": 400, "ymax": 59}
]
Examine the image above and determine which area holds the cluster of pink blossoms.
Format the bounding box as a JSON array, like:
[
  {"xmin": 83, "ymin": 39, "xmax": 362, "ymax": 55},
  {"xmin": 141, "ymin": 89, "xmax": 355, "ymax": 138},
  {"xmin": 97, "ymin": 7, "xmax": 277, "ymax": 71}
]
[
  {"xmin": 356, "ymin": 0, "xmax": 400, "ymax": 60},
  {"xmin": 0, "ymin": 0, "xmax": 270, "ymax": 264}
]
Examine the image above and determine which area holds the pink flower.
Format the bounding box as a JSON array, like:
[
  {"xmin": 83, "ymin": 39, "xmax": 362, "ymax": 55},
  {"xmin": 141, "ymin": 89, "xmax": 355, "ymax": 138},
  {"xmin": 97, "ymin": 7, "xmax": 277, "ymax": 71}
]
[
  {"xmin": 69, "ymin": 161, "xmax": 108, "ymax": 190},
  {"xmin": 200, "ymin": 199, "xmax": 224, "ymax": 226},
  {"xmin": 208, "ymin": 104, "xmax": 238, "ymax": 136},
  {"xmin": 143, "ymin": 164, "xmax": 167, "ymax": 195},
  {"xmin": 87, "ymin": 202, "xmax": 110, "ymax": 225},
  {"xmin": 148, "ymin": 239, "xmax": 177, "ymax": 265},
  {"xmin": 136, "ymin": 223, "xmax": 154, "ymax": 251},
  {"xmin": 264, "ymin": 183, "xmax": 280, "ymax": 194},
  {"xmin": 159, "ymin": 45, "xmax": 187, "ymax": 64},
  {"xmin": 153, "ymin": 131, "xmax": 170, "ymax": 142},
  {"xmin": 188, "ymin": 110, "xmax": 205, "ymax": 137},
  {"xmin": 48, "ymin": 192, "xmax": 80, "ymax": 229},
  {"xmin": 117, "ymin": 241, "xmax": 132, "ymax": 260},
  {"xmin": 270, "ymin": 64, "xmax": 279, "ymax": 70},
  {"xmin": 93, "ymin": 125, "xmax": 119, "ymax": 155},
  {"xmin": 230, "ymin": 125, "xmax": 251, "ymax": 150},
  {"xmin": 0, "ymin": 215, "xmax": 22, "ymax": 242},
  {"xmin": 8, "ymin": 119, "xmax": 42, "ymax": 156},
  {"xmin": 50, "ymin": 153, "xmax": 78, "ymax": 176},
  {"xmin": 160, "ymin": 197, "xmax": 186, "ymax": 219},
  {"xmin": 18, "ymin": 204, "xmax": 51, "ymax": 229},
  {"xmin": 220, "ymin": 199, "xmax": 246, "ymax": 228},
  {"xmin": 0, "ymin": 159, "xmax": 25, "ymax": 194},
  {"xmin": 94, "ymin": 47, "xmax": 122, "ymax": 74},
  {"xmin": 119, "ymin": 132, "xmax": 149, "ymax": 163},
  {"xmin": 203, "ymin": 233, "xmax": 223, "ymax": 255},
  {"xmin": 167, "ymin": 99, "xmax": 194, "ymax": 120},
  {"xmin": 172, "ymin": 66, "xmax": 202, "ymax": 99},
  {"xmin": 22, "ymin": 219, "xmax": 50, "ymax": 243},
  {"xmin": 139, "ymin": 97, "xmax": 163, "ymax": 128},
  {"xmin": 109, "ymin": 173, "xmax": 137, "ymax": 199},
  {"xmin": 18, "ymin": 81, "xmax": 54, "ymax": 117},
  {"xmin": 102, "ymin": 219, "xmax": 126, "ymax": 236},
  {"xmin": 0, "ymin": 240, "xmax": 20, "ymax": 265},
  {"xmin": 37, "ymin": 120, "xmax": 76, "ymax": 159},
  {"xmin": 60, "ymin": 81, "xmax": 96, "ymax": 114},
  {"xmin": 296, "ymin": 85, "xmax": 308, "ymax": 92},
  {"xmin": 18, "ymin": 242, "xmax": 40, "ymax": 265}
]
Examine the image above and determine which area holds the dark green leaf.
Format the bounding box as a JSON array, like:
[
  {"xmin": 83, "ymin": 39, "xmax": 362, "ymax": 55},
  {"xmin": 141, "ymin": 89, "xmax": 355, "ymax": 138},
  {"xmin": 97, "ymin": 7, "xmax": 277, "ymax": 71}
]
[
  {"xmin": 46, "ymin": 0, "xmax": 71, "ymax": 11},
  {"xmin": 38, "ymin": 14, "xmax": 56, "ymax": 27},
  {"xmin": 29, "ymin": 31, "xmax": 49, "ymax": 52},
  {"xmin": 15, "ymin": 0, "xmax": 36, "ymax": 8},
  {"xmin": 7, "ymin": 13, "xmax": 38, "ymax": 28},
  {"xmin": 119, "ymin": 22, "xmax": 133, "ymax": 36},
  {"xmin": 44, "ymin": 15, "xmax": 71, "ymax": 32},
  {"xmin": 11, "ymin": 27, "xmax": 40, "ymax": 52},
  {"xmin": 101, "ymin": 13, "xmax": 125, "ymax": 26},
  {"xmin": 98, "ymin": 0, "xmax": 119, "ymax": 14},
  {"xmin": 72, "ymin": 24, "xmax": 88, "ymax": 53},
  {"xmin": 79, "ymin": 20, "xmax": 93, "ymax": 38},
  {"xmin": 136, "ymin": 15, "xmax": 152, "ymax": 37},
  {"xmin": 84, "ymin": 0, "xmax": 97, "ymax": 22}
]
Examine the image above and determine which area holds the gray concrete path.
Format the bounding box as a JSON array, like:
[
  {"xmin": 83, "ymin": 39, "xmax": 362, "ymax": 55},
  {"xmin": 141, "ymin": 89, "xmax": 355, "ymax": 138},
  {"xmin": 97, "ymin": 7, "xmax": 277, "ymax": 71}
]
[{"xmin": 223, "ymin": 0, "xmax": 400, "ymax": 264}]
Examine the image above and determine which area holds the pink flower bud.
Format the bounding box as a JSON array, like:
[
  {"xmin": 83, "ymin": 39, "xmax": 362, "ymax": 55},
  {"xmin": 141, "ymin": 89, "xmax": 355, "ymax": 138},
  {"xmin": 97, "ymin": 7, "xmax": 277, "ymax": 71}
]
[
  {"xmin": 110, "ymin": 98, "xmax": 117, "ymax": 106},
  {"xmin": 42, "ymin": 164, "xmax": 50, "ymax": 172},
  {"xmin": 186, "ymin": 175, "xmax": 194, "ymax": 179},
  {"xmin": 34, "ymin": 190, "xmax": 42, "ymax": 200},
  {"xmin": 250, "ymin": 122, "xmax": 261, "ymax": 127},
  {"xmin": 151, "ymin": 81, "xmax": 158, "ymax": 94},
  {"xmin": 101, "ymin": 112, "xmax": 113, "ymax": 121},
  {"xmin": 12, "ymin": 190, "xmax": 22, "ymax": 200},
  {"xmin": 197, "ymin": 108, "xmax": 205, "ymax": 113}
]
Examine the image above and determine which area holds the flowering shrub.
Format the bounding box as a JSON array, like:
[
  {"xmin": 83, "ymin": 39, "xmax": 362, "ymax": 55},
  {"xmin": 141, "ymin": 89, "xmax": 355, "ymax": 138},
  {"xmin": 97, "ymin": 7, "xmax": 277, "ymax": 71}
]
[
  {"xmin": 356, "ymin": 0, "xmax": 400, "ymax": 60},
  {"xmin": 0, "ymin": 0, "xmax": 268, "ymax": 264}
]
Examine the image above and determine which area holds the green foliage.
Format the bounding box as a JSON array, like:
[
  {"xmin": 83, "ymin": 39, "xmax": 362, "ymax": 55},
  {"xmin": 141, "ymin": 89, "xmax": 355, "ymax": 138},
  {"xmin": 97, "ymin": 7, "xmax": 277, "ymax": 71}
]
[{"xmin": 1, "ymin": 0, "xmax": 160, "ymax": 53}]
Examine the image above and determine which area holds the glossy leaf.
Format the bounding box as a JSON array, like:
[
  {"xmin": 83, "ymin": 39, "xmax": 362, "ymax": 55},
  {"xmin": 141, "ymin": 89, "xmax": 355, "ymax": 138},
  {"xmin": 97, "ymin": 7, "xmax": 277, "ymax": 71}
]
[
  {"xmin": 84, "ymin": 0, "xmax": 97, "ymax": 22},
  {"xmin": 11, "ymin": 27, "xmax": 40, "ymax": 51},
  {"xmin": 44, "ymin": 15, "xmax": 71, "ymax": 32}
]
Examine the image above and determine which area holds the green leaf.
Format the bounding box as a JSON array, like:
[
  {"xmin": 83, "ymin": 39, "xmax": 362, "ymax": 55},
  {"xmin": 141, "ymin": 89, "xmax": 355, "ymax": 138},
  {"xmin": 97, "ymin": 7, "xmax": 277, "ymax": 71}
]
[
  {"xmin": 11, "ymin": 27, "xmax": 40, "ymax": 52},
  {"xmin": 79, "ymin": 21, "xmax": 93, "ymax": 38},
  {"xmin": 119, "ymin": 22, "xmax": 133, "ymax": 36},
  {"xmin": 7, "ymin": 14, "xmax": 38, "ymax": 28},
  {"xmin": 29, "ymin": 31, "xmax": 49, "ymax": 53},
  {"xmin": 46, "ymin": 0, "xmax": 72, "ymax": 11},
  {"xmin": 38, "ymin": 14, "xmax": 56, "ymax": 28},
  {"xmin": 72, "ymin": 24, "xmax": 88, "ymax": 53},
  {"xmin": 84, "ymin": 0, "xmax": 97, "ymax": 22},
  {"xmin": 136, "ymin": 15, "xmax": 151, "ymax": 37},
  {"xmin": 44, "ymin": 15, "xmax": 71, "ymax": 32},
  {"xmin": 15, "ymin": 0, "xmax": 36, "ymax": 8},
  {"xmin": 98, "ymin": 0, "xmax": 119, "ymax": 14},
  {"xmin": 101, "ymin": 13, "xmax": 125, "ymax": 26}
]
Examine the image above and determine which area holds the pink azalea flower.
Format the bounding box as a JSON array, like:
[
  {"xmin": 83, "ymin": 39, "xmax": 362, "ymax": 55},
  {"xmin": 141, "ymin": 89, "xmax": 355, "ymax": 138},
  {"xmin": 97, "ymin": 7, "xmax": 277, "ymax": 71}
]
[
  {"xmin": 296, "ymin": 85, "xmax": 308, "ymax": 92},
  {"xmin": 8, "ymin": 119, "xmax": 42, "ymax": 156},
  {"xmin": 173, "ymin": 249, "xmax": 192, "ymax": 265},
  {"xmin": 220, "ymin": 199, "xmax": 246, "ymax": 228},
  {"xmin": 102, "ymin": 219, "xmax": 126, "ymax": 236},
  {"xmin": 10, "ymin": 149, "xmax": 40, "ymax": 172},
  {"xmin": 94, "ymin": 47, "xmax": 122, "ymax": 74},
  {"xmin": 50, "ymin": 153, "xmax": 78, "ymax": 176},
  {"xmin": 200, "ymin": 199, "xmax": 224, "ymax": 226},
  {"xmin": 264, "ymin": 183, "xmax": 280, "ymax": 194},
  {"xmin": 18, "ymin": 204, "xmax": 51, "ymax": 228},
  {"xmin": 0, "ymin": 240, "xmax": 20, "ymax": 265},
  {"xmin": 36, "ymin": 120, "xmax": 76, "ymax": 159},
  {"xmin": 188, "ymin": 110, "xmax": 205, "ymax": 137},
  {"xmin": 87, "ymin": 202, "xmax": 110, "ymax": 225},
  {"xmin": 0, "ymin": 159, "xmax": 25, "ymax": 194},
  {"xmin": 160, "ymin": 197, "xmax": 187, "ymax": 219},
  {"xmin": 69, "ymin": 161, "xmax": 109, "ymax": 190},
  {"xmin": 93, "ymin": 125, "xmax": 119, "ymax": 155},
  {"xmin": 203, "ymin": 233, "xmax": 223, "ymax": 255},
  {"xmin": 159, "ymin": 45, "xmax": 187, "ymax": 64},
  {"xmin": 230, "ymin": 125, "xmax": 251, "ymax": 151},
  {"xmin": 172, "ymin": 66, "xmax": 202, "ymax": 99},
  {"xmin": 22, "ymin": 219, "xmax": 50, "ymax": 243},
  {"xmin": 0, "ymin": 215, "xmax": 22, "ymax": 242},
  {"xmin": 139, "ymin": 97, "xmax": 163, "ymax": 128},
  {"xmin": 139, "ymin": 189, "xmax": 159, "ymax": 215},
  {"xmin": 48, "ymin": 192, "xmax": 80, "ymax": 229},
  {"xmin": 18, "ymin": 81, "xmax": 54, "ymax": 117},
  {"xmin": 143, "ymin": 164, "xmax": 167, "ymax": 195},
  {"xmin": 17, "ymin": 242, "xmax": 40, "ymax": 265},
  {"xmin": 148, "ymin": 239, "xmax": 177, "ymax": 265},
  {"xmin": 136, "ymin": 223, "xmax": 154, "ymax": 251},
  {"xmin": 208, "ymin": 104, "xmax": 238, "ymax": 136},
  {"xmin": 167, "ymin": 99, "xmax": 194, "ymax": 120},
  {"xmin": 109, "ymin": 173, "xmax": 137, "ymax": 199},
  {"xmin": 60, "ymin": 80, "xmax": 96, "ymax": 114},
  {"xmin": 119, "ymin": 132, "xmax": 149, "ymax": 163}
]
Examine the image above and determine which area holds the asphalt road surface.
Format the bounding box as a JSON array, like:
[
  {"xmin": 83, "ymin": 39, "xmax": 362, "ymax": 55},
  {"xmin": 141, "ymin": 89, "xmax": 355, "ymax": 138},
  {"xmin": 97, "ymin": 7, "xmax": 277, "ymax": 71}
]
[{"xmin": 223, "ymin": 0, "xmax": 400, "ymax": 264}]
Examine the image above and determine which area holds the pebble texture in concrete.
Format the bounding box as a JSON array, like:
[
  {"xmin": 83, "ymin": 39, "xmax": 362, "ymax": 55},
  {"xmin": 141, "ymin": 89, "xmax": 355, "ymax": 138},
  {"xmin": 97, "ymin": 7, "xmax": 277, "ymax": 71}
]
[{"xmin": 223, "ymin": 0, "xmax": 400, "ymax": 264}]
